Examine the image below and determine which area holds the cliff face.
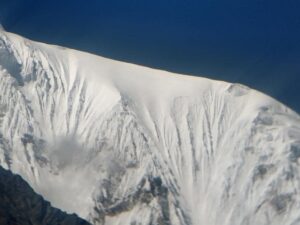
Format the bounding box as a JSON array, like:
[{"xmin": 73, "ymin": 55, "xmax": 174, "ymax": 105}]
[{"xmin": 0, "ymin": 166, "xmax": 90, "ymax": 225}]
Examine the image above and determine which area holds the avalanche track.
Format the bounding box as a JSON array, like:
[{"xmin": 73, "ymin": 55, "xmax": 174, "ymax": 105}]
[{"xmin": 0, "ymin": 29, "xmax": 300, "ymax": 225}]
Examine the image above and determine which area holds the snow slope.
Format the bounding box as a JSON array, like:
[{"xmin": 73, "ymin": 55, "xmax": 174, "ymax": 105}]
[{"xmin": 1, "ymin": 30, "xmax": 300, "ymax": 225}]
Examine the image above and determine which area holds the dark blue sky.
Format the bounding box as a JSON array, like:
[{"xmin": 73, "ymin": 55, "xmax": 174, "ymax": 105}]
[{"xmin": 1, "ymin": 0, "xmax": 300, "ymax": 112}]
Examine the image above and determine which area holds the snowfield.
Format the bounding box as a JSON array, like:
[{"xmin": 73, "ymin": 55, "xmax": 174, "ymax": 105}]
[{"xmin": 1, "ymin": 29, "xmax": 300, "ymax": 225}]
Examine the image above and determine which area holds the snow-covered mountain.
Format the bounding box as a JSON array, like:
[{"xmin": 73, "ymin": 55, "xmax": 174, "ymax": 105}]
[{"xmin": 1, "ymin": 29, "xmax": 300, "ymax": 225}]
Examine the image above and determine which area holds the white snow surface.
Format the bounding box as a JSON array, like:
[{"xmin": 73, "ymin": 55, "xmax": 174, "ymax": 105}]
[{"xmin": 1, "ymin": 30, "xmax": 300, "ymax": 225}]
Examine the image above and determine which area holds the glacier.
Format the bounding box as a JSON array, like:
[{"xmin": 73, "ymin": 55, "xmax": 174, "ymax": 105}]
[{"xmin": 0, "ymin": 29, "xmax": 300, "ymax": 225}]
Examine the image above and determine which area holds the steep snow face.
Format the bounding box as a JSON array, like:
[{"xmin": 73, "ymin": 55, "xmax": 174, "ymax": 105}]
[{"xmin": 1, "ymin": 30, "xmax": 300, "ymax": 225}]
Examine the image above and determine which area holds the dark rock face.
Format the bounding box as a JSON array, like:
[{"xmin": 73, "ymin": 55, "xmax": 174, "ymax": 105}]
[
  {"xmin": 0, "ymin": 166, "xmax": 91, "ymax": 225},
  {"xmin": 92, "ymin": 176, "xmax": 171, "ymax": 225}
]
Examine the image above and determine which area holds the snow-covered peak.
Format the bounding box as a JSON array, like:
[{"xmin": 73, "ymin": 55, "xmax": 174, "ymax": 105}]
[{"xmin": 0, "ymin": 30, "xmax": 300, "ymax": 225}]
